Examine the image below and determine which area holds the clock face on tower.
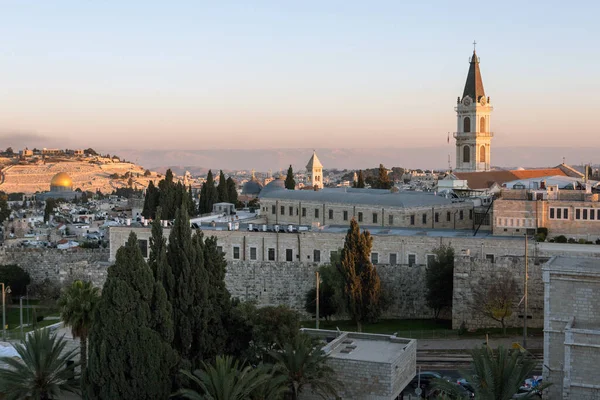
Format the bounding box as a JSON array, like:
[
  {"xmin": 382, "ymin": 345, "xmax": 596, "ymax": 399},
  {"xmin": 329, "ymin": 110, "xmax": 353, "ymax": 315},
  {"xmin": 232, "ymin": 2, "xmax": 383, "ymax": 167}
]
[
  {"xmin": 480, "ymin": 96, "xmax": 487, "ymax": 106},
  {"xmin": 463, "ymin": 97, "xmax": 472, "ymax": 106}
]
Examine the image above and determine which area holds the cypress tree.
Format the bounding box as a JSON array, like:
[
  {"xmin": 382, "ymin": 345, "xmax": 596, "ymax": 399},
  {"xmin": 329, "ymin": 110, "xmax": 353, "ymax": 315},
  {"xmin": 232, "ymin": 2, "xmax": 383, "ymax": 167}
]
[
  {"xmin": 217, "ymin": 170, "xmax": 228, "ymax": 203},
  {"xmin": 375, "ymin": 164, "xmax": 392, "ymax": 189},
  {"xmin": 188, "ymin": 185, "xmax": 196, "ymax": 216},
  {"xmin": 226, "ymin": 177, "xmax": 238, "ymax": 206},
  {"xmin": 166, "ymin": 207, "xmax": 210, "ymax": 366},
  {"xmin": 159, "ymin": 169, "xmax": 176, "ymax": 219},
  {"xmin": 338, "ymin": 219, "xmax": 381, "ymax": 332},
  {"xmin": 356, "ymin": 171, "xmax": 365, "ymax": 188},
  {"xmin": 198, "ymin": 183, "xmax": 208, "ymax": 215},
  {"xmin": 142, "ymin": 181, "xmax": 157, "ymax": 219},
  {"xmin": 205, "ymin": 170, "xmax": 218, "ymax": 213},
  {"xmin": 149, "ymin": 208, "xmax": 175, "ymax": 298},
  {"xmin": 87, "ymin": 232, "xmax": 176, "ymax": 399},
  {"xmin": 285, "ymin": 165, "xmax": 296, "ymax": 190}
]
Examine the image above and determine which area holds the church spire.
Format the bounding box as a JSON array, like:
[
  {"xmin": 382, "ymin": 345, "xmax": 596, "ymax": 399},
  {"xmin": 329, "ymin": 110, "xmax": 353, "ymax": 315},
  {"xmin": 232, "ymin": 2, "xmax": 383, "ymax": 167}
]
[{"xmin": 462, "ymin": 49, "xmax": 486, "ymax": 102}]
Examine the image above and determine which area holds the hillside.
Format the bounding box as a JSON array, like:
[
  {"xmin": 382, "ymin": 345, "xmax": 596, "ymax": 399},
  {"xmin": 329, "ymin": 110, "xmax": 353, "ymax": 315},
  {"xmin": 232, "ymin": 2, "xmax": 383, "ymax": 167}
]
[{"xmin": 0, "ymin": 160, "xmax": 160, "ymax": 194}]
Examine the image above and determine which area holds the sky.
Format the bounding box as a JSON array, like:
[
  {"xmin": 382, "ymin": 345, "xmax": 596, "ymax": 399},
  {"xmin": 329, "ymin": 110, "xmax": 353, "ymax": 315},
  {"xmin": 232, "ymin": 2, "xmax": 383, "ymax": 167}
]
[{"xmin": 0, "ymin": 1, "xmax": 599, "ymax": 167}]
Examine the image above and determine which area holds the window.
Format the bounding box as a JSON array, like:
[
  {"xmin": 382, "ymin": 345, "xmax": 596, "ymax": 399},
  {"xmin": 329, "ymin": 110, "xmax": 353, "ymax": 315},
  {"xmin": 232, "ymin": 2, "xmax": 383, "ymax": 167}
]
[
  {"xmin": 464, "ymin": 116, "xmax": 471, "ymax": 132},
  {"xmin": 343, "ymin": 210, "xmax": 348, "ymax": 221},
  {"xmin": 410, "ymin": 215, "xmax": 415, "ymax": 225},
  {"xmin": 427, "ymin": 254, "xmax": 436, "ymax": 267},
  {"xmin": 583, "ymin": 209, "xmax": 588, "ymax": 220},
  {"xmin": 138, "ymin": 239, "xmax": 148, "ymax": 258},
  {"xmin": 302, "ymin": 208, "xmax": 306, "ymax": 217},
  {"xmin": 422, "ymin": 213, "xmax": 427, "ymax": 224},
  {"xmin": 408, "ymin": 254, "xmax": 416, "ymax": 267},
  {"xmin": 358, "ymin": 212, "xmax": 363, "ymax": 222},
  {"xmin": 390, "ymin": 253, "xmax": 397, "ymax": 265},
  {"xmin": 371, "ymin": 252, "xmax": 379, "ymax": 264},
  {"xmin": 268, "ymin": 248, "xmax": 275, "ymax": 261},
  {"xmin": 280, "ymin": 206, "xmax": 285, "ymax": 215},
  {"xmin": 286, "ymin": 249, "xmax": 293, "ymax": 262},
  {"xmin": 271, "ymin": 205, "xmax": 276, "ymax": 214},
  {"xmin": 486, "ymin": 254, "xmax": 495, "ymax": 263},
  {"xmin": 591, "ymin": 209, "xmax": 596, "ymax": 220},
  {"xmin": 289, "ymin": 206, "xmax": 294, "ymax": 216},
  {"xmin": 463, "ymin": 145, "xmax": 470, "ymax": 163},
  {"xmin": 564, "ymin": 208, "xmax": 569, "ymax": 219},
  {"xmin": 459, "ymin": 210, "xmax": 464, "ymax": 220},
  {"xmin": 250, "ymin": 247, "xmax": 257, "ymax": 260},
  {"xmin": 447, "ymin": 211, "xmax": 451, "ymax": 222},
  {"xmin": 373, "ymin": 213, "xmax": 378, "ymax": 224},
  {"xmin": 550, "ymin": 208, "xmax": 555, "ymax": 219},
  {"xmin": 575, "ymin": 209, "xmax": 580, "ymax": 220},
  {"xmin": 435, "ymin": 212, "xmax": 439, "ymax": 223},
  {"xmin": 296, "ymin": 207, "xmax": 299, "ymax": 216},
  {"xmin": 315, "ymin": 208, "xmax": 319, "ymax": 218},
  {"xmin": 233, "ymin": 246, "xmax": 240, "ymax": 260},
  {"xmin": 313, "ymin": 249, "xmax": 321, "ymax": 263},
  {"xmin": 329, "ymin": 209, "xmax": 334, "ymax": 220},
  {"xmin": 469, "ymin": 209, "xmax": 473, "ymax": 220},
  {"xmin": 389, "ymin": 214, "xmax": 394, "ymax": 225},
  {"xmin": 479, "ymin": 145, "xmax": 486, "ymax": 162}
]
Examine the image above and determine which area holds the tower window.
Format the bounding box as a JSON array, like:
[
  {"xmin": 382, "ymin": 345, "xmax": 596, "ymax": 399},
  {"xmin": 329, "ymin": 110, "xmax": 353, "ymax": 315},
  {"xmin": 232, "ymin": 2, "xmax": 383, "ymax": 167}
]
[
  {"xmin": 480, "ymin": 116, "xmax": 486, "ymax": 133},
  {"xmin": 464, "ymin": 117, "xmax": 471, "ymax": 132},
  {"xmin": 479, "ymin": 145, "xmax": 486, "ymax": 163},
  {"xmin": 463, "ymin": 145, "xmax": 471, "ymax": 163}
]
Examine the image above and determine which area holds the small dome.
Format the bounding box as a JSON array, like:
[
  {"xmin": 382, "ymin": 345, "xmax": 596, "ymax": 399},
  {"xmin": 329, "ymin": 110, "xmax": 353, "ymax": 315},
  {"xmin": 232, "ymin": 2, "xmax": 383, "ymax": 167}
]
[
  {"xmin": 50, "ymin": 172, "xmax": 73, "ymax": 191},
  {"xmin": 242, "ymin": 179, "xmax": 263, "ymax": 196},
  {"xmin": 260, "ymin": 178, "xmax": 286, "ymax": 196}
]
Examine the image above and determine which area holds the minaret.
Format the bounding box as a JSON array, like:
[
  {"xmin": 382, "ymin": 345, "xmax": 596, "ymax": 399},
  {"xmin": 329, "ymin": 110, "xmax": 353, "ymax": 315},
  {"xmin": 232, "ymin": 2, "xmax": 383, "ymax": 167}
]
[
  {"xmin": 454, "ymin": 45, "xmax": 493, "ymax": 172},
  {"xmin": 306, "ymin": 150, "xmax": 323, "ymax": 189}
]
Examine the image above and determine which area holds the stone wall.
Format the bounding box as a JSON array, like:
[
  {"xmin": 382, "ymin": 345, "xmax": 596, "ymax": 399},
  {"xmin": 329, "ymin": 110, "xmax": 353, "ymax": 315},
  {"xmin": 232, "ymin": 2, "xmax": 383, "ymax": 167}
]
[
  {"xmin": 452, "ymin": 255, "xmax": 544, "ymax": 330},
  {"xmin": 0, "ymin": 247, "xmax": 109, "ymax": 288}
]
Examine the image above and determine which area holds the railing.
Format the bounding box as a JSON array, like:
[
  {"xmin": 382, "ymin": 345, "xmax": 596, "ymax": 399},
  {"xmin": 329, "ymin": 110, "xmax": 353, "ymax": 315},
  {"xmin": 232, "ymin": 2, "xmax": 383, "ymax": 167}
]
[{"xmin": 452, "ymin": 132, "xmax": 494, "ymax": 139}]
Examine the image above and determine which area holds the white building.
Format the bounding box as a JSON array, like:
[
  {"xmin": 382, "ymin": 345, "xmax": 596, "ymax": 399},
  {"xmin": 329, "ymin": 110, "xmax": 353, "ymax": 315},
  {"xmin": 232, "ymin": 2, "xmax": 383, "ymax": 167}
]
[{"xmin": 306, "ymin": 151, "xmax": 324, "ymax": 189}]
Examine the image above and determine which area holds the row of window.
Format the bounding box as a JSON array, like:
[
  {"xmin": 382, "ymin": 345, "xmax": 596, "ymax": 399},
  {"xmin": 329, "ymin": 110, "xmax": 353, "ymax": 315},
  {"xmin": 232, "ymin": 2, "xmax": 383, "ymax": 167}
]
[
  {"xmin": 495, "ymin": 217, "xmax": 536, "ymax": 228},
  {"xmin": 270, "ymin": 205, "xmax": 471, "ymax": 224},
  {"xmin": 574, "ymin": 208, "xmax": 599, "ymax": 221},
  {"xmin": 549, "ymin": 207, "xmax": 569, "ymax": 220}
]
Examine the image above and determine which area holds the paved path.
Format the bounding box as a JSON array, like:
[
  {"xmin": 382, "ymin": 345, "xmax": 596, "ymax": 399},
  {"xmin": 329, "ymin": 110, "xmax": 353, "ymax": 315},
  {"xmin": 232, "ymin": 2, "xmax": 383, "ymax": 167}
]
[{"xmin": 417, "ymin": 336, "xmax": 543, "ymax": 351}]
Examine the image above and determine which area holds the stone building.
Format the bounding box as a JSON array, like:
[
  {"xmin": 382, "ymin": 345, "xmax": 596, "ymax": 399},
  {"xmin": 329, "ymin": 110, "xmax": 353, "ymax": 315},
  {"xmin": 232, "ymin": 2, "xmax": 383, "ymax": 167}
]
[
  {"xmin": 300, "ymin": 329, "xmax": 416, "ymax": 400},
  {"xmin": 543, "ymin": 256, "xmax": 600, "ymax": 400},
  {"xmin": 454, "ymin": 47, "xmax": 493, "ymax": 172},
  {"xmin": 492, "ymin": 180, "xmax": 600, "ymax": 240},
  {"xmin": 306, "ymin": 151, "xmax": 323, "ymax": 189},
  {"xmin": 258, "ymin": 184, "xmax": 475, "ymax": 230}
]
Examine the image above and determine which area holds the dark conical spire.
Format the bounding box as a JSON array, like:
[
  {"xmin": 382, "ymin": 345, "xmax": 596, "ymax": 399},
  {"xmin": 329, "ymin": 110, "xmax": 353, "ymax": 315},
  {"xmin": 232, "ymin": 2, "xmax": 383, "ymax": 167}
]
[{"xmin": 462, "ymin": 50, "xmax": 485, "ymax": 102}]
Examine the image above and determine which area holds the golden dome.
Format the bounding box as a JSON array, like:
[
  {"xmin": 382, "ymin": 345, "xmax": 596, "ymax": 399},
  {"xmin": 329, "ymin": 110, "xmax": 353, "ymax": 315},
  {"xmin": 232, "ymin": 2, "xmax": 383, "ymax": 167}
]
[{"xmin": 50, "ymin": 172, "xmax": 73, "ymax": 189}]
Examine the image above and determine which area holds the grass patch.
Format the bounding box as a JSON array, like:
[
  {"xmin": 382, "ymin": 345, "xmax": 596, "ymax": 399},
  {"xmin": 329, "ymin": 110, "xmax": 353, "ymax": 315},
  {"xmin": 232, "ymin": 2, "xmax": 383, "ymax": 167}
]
[{"xmin": 1, "ymin": 306, "xmax": 59, "ymax": 330}]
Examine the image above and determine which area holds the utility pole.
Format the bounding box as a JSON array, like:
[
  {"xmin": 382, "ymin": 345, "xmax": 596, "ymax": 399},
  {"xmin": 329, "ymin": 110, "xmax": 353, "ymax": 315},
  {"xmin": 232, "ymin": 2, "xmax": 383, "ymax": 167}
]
[
  {"xmin": 316, "ymin": 271, "xmax": 320, "ymax": 329},
  {"xmin": 523, "ymin": 235, "xmax": 529, "ymax": 348}
]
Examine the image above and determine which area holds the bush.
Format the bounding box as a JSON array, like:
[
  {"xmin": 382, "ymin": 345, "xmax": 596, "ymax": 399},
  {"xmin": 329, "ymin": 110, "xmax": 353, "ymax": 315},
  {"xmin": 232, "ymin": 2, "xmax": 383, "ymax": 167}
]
[
  {"xmin": 36, "ymin": 315, "xmax": 45, "ymax": 323},
  {"xmin": 0, "ymin": 264, "xmax": 31, "ymax": 297},
  {"xmin": 535, "ymin": 233, "xmax": 546, "ymax": 242},
  {"xmin": 568, "ymin": 238, "xmax": 576, "ymax": 244},
  {"xmin": 578, "ymin": 238, "xmax": 587, "ymax": 244},
  {"xmin": 537, "ymin": 227, "xmax": 548, "ymax": 237},
  {"xmin": 596, "ymin": 239, "xmax": 600, "ymax": 245},
  {"xmin": 554, "ymin": 235, "xmax": 568, "ymax": 243}
]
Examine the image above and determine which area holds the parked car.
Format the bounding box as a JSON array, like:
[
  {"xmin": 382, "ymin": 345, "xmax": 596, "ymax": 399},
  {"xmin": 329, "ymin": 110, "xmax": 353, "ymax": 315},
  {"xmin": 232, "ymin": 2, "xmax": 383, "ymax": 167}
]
[{"xmin": 410, "ymin": 371, "xmax": 443, "ymax": 390}]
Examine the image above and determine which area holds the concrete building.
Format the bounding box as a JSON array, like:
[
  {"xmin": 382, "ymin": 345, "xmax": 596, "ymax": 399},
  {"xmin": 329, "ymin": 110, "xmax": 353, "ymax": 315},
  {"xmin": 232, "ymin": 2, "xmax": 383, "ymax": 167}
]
[
  {"xmin": 300, "ymin": 329, "xmax": 416, "ymax": 400},
  {"xmin": 454, "ymin": 47, "xmax": 493, "ymax": 172},
  {"xmin": 543, "ymin": 256, "xmax": 600, "ymax": 400}
]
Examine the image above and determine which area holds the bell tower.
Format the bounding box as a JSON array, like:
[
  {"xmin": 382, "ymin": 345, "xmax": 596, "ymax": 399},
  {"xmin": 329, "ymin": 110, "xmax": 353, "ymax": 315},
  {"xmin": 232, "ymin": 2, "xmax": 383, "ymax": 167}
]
[{"xmin": 454, "ymin": 45, "xmax": 493, "ymax": 172}]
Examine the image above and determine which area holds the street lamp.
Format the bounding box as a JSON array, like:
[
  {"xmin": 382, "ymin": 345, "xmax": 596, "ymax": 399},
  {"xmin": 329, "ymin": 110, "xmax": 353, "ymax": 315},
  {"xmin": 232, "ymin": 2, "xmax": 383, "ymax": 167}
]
[{"xmin": 1, "ymin": 283, "xmax": 12, "ymax": 341}]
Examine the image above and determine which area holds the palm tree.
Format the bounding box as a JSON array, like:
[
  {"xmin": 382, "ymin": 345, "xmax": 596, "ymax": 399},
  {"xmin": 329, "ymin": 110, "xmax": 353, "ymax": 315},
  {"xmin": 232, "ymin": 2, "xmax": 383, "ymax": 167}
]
[
  {"xmin": 431, "ymin": 346, "xmax": 549, "ymax": 400},
  {"xmin": 269, "ymin": 334, "xmax": 339, "ymax": 400},
  {"xmin": 174, "ymin": 355, "xmax": 280, "ymax": 400},
  {"xmin": 57, "ymin": 280, "xmax": 100, "ymax": 375},
  {"xmin": 0, "ymin": 328, "xmax": 80, "ymax": 400}
]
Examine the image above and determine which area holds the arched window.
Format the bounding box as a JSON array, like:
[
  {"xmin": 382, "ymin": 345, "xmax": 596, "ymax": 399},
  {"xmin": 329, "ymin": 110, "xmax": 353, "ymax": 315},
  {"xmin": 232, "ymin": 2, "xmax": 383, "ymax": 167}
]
[
  {"xmin": 480, "ymin": 116, "xmax": 486, "ymax": 133},
  {"xmin": 464, "ymin": 117, "xmax": 471, "ymax": 132},
  {"xmin": 479, "ymin": 145, "xmax": 486, "ymax": 163},
  {"xmin": 463, "ymin": 145, "xmax": 470, "ymax": 163}
]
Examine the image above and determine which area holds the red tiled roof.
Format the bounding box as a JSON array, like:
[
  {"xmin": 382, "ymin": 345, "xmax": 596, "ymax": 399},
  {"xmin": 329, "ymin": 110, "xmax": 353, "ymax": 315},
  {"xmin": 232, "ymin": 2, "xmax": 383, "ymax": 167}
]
[
  {"xmin": 510, "ymin": 168, "xmax": 567, "ymax": 179},
  {"xmin": 454, "ymin": 168, "xmax": 568, "ymax": 190}
]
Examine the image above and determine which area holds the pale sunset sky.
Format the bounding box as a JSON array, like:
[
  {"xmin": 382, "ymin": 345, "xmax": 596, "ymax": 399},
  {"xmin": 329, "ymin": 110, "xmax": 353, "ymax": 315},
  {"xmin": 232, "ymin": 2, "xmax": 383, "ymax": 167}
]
[{"xmin": 0, "ymin": 1, "xmax": 598, "ymax": 159}]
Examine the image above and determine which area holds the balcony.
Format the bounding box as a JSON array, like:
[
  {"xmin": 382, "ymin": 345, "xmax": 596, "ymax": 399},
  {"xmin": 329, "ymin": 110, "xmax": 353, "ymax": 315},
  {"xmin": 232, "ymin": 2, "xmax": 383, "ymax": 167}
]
[{"xmin": 453, "ymin": 132, "xmax": 494, "ymax": 139}]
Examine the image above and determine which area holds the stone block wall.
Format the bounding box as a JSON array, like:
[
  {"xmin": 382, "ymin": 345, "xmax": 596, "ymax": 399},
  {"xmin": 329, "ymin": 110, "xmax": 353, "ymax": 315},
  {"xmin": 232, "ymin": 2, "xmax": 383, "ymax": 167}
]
[{"xmin": 452, "ymin": 255, "xmax": 544, "ymax": 330}]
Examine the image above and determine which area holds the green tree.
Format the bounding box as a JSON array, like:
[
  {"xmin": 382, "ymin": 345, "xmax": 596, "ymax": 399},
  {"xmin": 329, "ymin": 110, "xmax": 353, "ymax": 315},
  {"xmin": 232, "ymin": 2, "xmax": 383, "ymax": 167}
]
[
  {"xmin": 372, "ymin": 164, "xmax": 392, "ymax": 189},
  {"xmin": 199, "ymin": 170, "xmax": 218, "ymax": 214},
  {"xmin": 0, "ymin": 192, "xmax": 10, "ymax": 224},
  {"xmin": 175, "ymin": 356, "xmax": 283, "ymax": 400},
  {"xmin": 142, "ymin": 180, "xmax": 159, "ymax": 219},
  {"xmin": 198, "ymin": 182, "xmax": 208, "ymax": 215},
  {"xmin": 57, "ymin": 280, "xmax": 100, "ymax": 377},
  {"xmin": 87, "ymin": 232, "xmax": 176, "ymax": 399},
  {"xmin": 217, "ymin": 170, "xmax": 229, "ymax": 203},
  {"xmin": 0, "ymin": 328, "xmax": 80, "ymax": 400},
  {"xmin": 471, "ymin": 270, "xmax": 519, "ymax": 335},
  {"xmin": 304, "ymin": 265, "xmax": 339, "ymax": 320},
  {"xmin": 338, "ymin": 219, "xmax": 381, "ymax": 331},
  {"xmin": 0, "ymin": 264, "xmax": 31, "ymax": 297},
  {"xmin": 354, "ymin": 170, "xmax": 365, "ymax": 188},
  {"xmin": 432, "ymin": 346, "xmax": 550, "ymax": 400},
  {"xmin": 188, "ymin": 185, "xmax": 196, "ymax": 217},
  {"xmin": 158, "ymin": 169, "xmax": 176, "ymax": 220},
  {"xmin": 149, "ymin": 208, "xmax": 175, "ymax": 295},
  {"xmin": 226, "ymin": 177, "xmax": 238, "ymax": 205},
  {"xmin": 285, "ymin": 165, "xmax": 296, "ymax": 190},
  {"xmin": 269, "ymin": 334, "xmax": 339, "ymax": 400},
  {"xmin": 425, "ymin": 245, "xmax": 455, "ymax": 319}
]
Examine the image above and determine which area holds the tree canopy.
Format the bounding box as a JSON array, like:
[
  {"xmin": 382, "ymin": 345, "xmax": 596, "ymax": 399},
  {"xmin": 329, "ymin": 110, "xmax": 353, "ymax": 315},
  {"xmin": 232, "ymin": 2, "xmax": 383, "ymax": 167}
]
[
  {"xmin": 425, "ymin": 245, "xmax": 455, "ymax": 319},
  {"xmin": 142, "ymin": 169, "xmax": 194, "ymax": 220},
  {"xmin": 285, "ymin": 165, "xmax": 296, "ymax": 190}
]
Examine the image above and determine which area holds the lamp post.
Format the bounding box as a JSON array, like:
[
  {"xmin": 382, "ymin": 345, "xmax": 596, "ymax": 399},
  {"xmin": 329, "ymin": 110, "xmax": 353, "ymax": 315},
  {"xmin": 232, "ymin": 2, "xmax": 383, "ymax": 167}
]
[{"xmin": 1, "ymin": 283, "xmax": 11, "ymax": 341}]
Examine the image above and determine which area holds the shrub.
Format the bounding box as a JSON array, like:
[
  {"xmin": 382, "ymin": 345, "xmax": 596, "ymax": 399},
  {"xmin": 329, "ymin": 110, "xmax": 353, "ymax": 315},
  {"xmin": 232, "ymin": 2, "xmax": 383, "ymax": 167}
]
[
  {"xmin": 568, "ymin": 238, "xmax": 576, "ymax": 244},
  {"xmin": 578, "ymin": 238, "xmax": 587, "ymax": 244},
  {"xmin": 554, "ymin": 235, "xmax": 568, "ymax": 243},
  {"xmin": 0, "ymin": 264, "xmax": 31, "ymax": 297},
  {"xmin": 535, "ymin": 233, "xmax": 546, "ymax": 242},
  {"xmin": 596, "ymin": 239, "xmax": 600, "ymax": 245},
  {"xmin": 537, "ymin": 227, "xmax": 548, "ymax": 237}
]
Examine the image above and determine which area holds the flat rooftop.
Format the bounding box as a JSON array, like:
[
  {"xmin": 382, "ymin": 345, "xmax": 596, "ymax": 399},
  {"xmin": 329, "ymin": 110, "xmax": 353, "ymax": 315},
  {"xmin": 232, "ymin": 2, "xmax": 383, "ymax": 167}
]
[{"xmin": 544, "ymin": 256, "xmax": 600, "ymax": 275}]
